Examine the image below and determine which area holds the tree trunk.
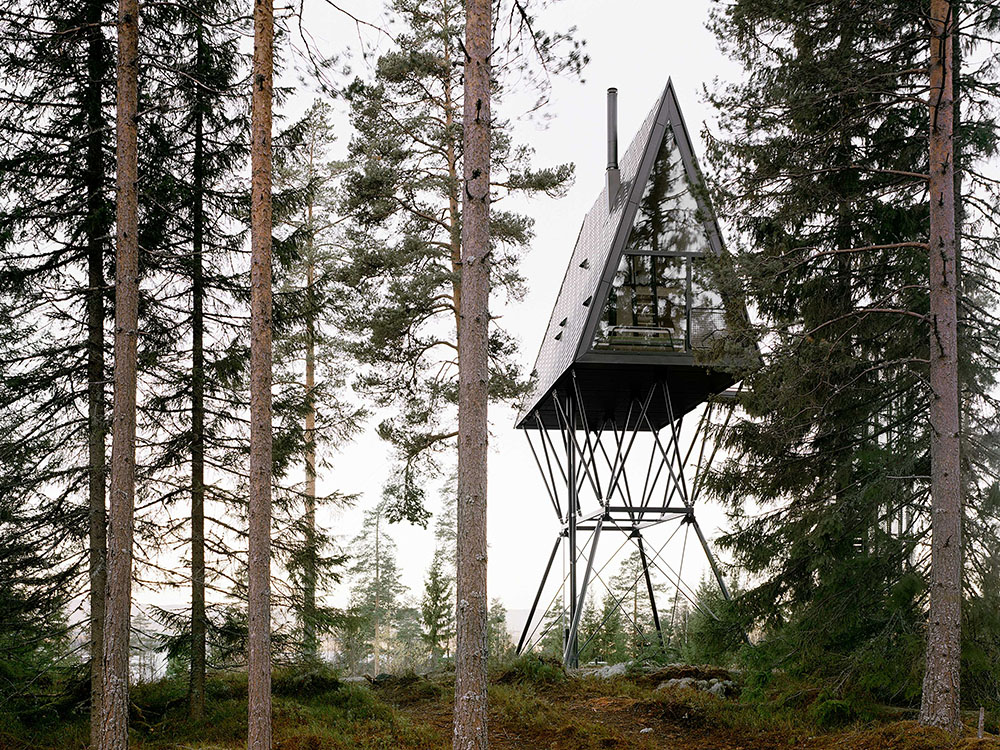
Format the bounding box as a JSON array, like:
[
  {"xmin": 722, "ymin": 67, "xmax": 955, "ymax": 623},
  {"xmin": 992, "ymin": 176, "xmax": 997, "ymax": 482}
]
[
  {"xmin": 189, "ymin": 20, "xmax": 207, "ymax": 720},
  {"xmin": 248, "ymin": 0, "xmax": 274, "ymax": 746},
  {"xmin": 453, "ymin": 1, "xmax": 491, "ymax": 748},
  {"xmin": 303, "ymin": 156, "xmax": 317, "ymax": 659},
  {"xmin": 443, "ymin": 29, "xmax": 462, "ymax": 334},
  {"xmin": 920, "ymin": 0, "xmax": 962, "ymax": 733},
  {"xmin": 373, "ymin": 514, "xmax": 380, "ymax": 675},
  {"xmin": 98, "ymin": 0, "xmax": 139, "ymax": 746},
  {"xmin": 85, "ymin": 0, "xmax": 109, "ymax": 744}
]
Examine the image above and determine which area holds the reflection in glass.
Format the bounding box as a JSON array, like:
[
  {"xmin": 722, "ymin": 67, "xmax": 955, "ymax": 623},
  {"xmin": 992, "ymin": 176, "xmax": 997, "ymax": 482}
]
[
  {"xmin": 594, "ymin": 254, "xmax": 726, "ymax": 353},
  {"xmin": 591, "ymin": 126, "xmax": 726, "ymax": 354},
  {"xmin": 690, "ymin": 261, "xmax": 726, "ymax": 349},
  {"xmin": 626, "ymin": 129, "xmax": 711, "ymax": 256}
]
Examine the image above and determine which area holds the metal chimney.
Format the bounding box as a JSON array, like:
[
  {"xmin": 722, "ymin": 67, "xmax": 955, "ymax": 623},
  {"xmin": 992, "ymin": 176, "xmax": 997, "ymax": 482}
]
[{"xmin": 606, "ymin": 87, "xmax": 621, "ymax": 210}]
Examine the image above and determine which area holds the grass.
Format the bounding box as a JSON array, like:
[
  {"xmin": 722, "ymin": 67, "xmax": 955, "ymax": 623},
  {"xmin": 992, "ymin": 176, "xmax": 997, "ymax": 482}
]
[
  {"xmin": 1, "ymin": 668, "xmax": 442, "ymax": 750},
  {"xmin": 4, "ymin": 657, "xmax": 1000, "ymax": 749}
]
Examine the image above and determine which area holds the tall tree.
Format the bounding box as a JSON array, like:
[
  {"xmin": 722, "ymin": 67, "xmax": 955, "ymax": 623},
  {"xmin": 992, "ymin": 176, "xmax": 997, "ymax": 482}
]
[
  {"xmin": 703, "ymin": 0, "xmax": 1000, "ymax": 706},
  {"xmin": 273, "ymin": 100, "xmax": 364, "ymax": 659},
  {"xmin": 157, "ymin": 0, "xmax": 250, "ymax": 716},
  {"xmin": 454, "ymin": 0, "xmax": 491, "ymax": 746},
  {"xmin": 338, "ymin": 0, "xmax": 582, "ymax": 525},
  {"xmin": 84, "ymin": 1, "xmax": 111, "ymax": 737},
  {"xmin": 0, "ymin": 1, "xmax": 115, "ymax": 737},
  {"xmin": 99, "ymin": 0, "xmax": 140, "ymax": 746},
  {"xmin": 921, "ymin": 0, "xmax": 961, "ymax": 731},
  {"xmin": 346, "ymin": 506, "xmax": 407, "ymax": 675},
  {"xmin": 248, "ymin": 0, "xmax": 274, "ymax": 746}
]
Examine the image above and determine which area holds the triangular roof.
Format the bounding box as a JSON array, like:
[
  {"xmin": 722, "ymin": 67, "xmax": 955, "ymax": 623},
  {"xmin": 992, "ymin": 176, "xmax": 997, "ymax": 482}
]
[{"xmin": 516, "ymin": 81, "xmax": 732, "ymax": 430}]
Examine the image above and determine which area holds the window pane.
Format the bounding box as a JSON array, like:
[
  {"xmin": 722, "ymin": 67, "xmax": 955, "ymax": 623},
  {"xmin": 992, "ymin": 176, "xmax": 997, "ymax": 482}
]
[
  {"xmin": 690, "ymin": 257, "xmax": 726, "ymax": 348},
  {"xmin": 625, "ymin": 128, "xmax": 712, "ymax": 256},
  {"xmin": 594, "ymin": 254, "xmax": 687, "ymax": 352}
]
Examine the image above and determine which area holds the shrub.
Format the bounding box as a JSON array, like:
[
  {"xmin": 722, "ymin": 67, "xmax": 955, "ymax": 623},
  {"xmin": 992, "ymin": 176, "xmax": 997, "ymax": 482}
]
[{"xmin": 494, "ymin": 654, "xmax": 566, "ymax": 685}]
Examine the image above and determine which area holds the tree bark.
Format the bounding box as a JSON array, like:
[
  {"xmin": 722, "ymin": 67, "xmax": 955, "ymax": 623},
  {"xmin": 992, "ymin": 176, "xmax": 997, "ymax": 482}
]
[
  {"xmin": 374, "ymin": 513, "xmax": 380, "ymax": 675},
  {"xmin": 98, "ymin": 0, "xmax": 139, "ymax": 746},
  {"xmin": 453, "ymin": 1, "xmax": 491, "ymax": 748},
  {"xmin": 248, "ymin": 0, "xmax": 274, "ymax": 746},
  {"xmin": 85, "ymin": 0, "xmax": 109, "ymax": 744},
  {"xmin": 303, "ymin": 150, "xmax": 317, "ymax": 659},
  {"xmin": 920, "ymin": 0, "xmax": 962, "ymax": 733},
  {"xmin": 189, "ymin": 19, "xmax": 207, "ymax": 720},
  {"xmin": 443, "ymin": 26, "xmax": 462, "ymax": 335}
]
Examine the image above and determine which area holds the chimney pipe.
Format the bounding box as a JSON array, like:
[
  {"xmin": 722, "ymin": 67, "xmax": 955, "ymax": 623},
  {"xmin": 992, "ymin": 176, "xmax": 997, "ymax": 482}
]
[{"xmin": 606, "ymin": 87, "xmax": 620, "ymax": 210}]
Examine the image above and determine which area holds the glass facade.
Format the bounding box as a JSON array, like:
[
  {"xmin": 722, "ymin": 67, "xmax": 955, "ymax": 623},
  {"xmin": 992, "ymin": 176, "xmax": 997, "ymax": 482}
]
[
  {"xmin": 625, "ymin": 129, "xmax": 712, "ymax": 256},
  {"xmin": 592, "ymin": 128, "xmax": 726, "ymax": 354}
]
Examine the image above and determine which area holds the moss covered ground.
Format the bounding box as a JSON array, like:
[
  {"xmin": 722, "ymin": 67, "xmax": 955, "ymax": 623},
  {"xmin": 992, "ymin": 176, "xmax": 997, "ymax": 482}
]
[{"xmin": 3, "ymin": 661, "xmax": 998, "ymax": 749}]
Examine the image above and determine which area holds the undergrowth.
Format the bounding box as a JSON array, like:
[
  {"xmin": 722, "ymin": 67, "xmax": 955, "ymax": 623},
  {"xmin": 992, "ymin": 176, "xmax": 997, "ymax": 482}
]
[{"xmin": 4, "ymin": 657, "xmax": 999, "ymax": 749}]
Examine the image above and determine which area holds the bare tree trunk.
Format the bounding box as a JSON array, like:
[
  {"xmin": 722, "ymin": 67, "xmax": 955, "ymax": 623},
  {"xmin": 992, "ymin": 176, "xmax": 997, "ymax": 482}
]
[
  {"xmin": 453, "ymin": 1, "xmax": 491, "ymax": 747},
  {"xmin": 248, "ymin": 0, "xmax": 274, "ymax": 746},
  {"xmin": 98, "ymin": 0, "xmax": 139, "ymax": 746},
  {"xmin": 442, "ymin": 27, "xmax": 462, "ymax": 334},
  {"xmin": 189, "ymin": 21, "xmax": 207, "ymax": 719},
  {"xmin": 920, "ymin": 0, "xmax": 962, "ymax": 733},
  {"xmin": 374, "ymin": 514, "xmax": 380, "ymax": 675},
  {"xmin": 85, "ymin": 0, "xmax": 109, "ymax": 743},
  {"xmin": 303, "ymin": 165, "xmax": 317, "ymax": 659}
]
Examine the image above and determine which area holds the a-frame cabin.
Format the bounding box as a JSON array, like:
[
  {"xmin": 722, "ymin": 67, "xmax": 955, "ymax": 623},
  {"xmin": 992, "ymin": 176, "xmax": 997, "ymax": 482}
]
[
  {"xmin": 514, "ymin": 82, "xmax": 748, "ymax": 667},
  {"xmin": 516, "ymin": 81, "xmax": 738, "ymax": 433}
]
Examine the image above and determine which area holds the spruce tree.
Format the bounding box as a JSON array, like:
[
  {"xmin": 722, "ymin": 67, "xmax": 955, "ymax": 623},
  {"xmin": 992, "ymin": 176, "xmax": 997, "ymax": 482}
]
[
  {"xmin": 704, "ymin": 0, "xmax": 1000, "ymax": 702},
  {"xmin": 273, "ymin": 99, "xmax": 364, "ymax": 659},
  {"xmin": 0, "ymin": 3, "xmax": 115, "ymax": 736},
  {"xmin": 421, "ymin": 550, "xmax": 455, "ymax": 662}
]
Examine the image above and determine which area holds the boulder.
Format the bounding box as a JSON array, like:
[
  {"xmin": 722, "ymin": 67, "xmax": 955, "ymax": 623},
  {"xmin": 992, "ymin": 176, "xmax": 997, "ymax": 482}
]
[{"xmin": 594, "ymin": 662, "xmax": 629, "ymax": 678}]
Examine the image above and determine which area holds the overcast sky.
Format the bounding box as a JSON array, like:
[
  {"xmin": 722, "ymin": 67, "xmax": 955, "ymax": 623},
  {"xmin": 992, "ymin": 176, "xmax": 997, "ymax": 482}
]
[{"xmin": 277, "ymin": 0, "xmax": 746, "ymax": 630}]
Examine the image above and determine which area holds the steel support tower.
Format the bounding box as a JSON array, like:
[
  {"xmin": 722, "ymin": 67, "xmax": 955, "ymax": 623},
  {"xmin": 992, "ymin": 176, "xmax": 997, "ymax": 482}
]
[{"xmin": 514, "ymin": 81, "xmax": 753, "ymax": 666}]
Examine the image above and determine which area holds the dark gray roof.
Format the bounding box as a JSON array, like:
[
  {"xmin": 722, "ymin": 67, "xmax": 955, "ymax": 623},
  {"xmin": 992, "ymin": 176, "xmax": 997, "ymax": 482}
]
[{"xmin": 516, "ymin": 81, "xmax": 728, "ymax": 430}]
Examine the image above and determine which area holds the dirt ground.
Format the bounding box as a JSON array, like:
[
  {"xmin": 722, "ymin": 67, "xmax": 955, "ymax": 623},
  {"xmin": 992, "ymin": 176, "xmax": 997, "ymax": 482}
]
[{"xmin": 375, "ymin": 673, "xmax": 1000, "ymax": 750}]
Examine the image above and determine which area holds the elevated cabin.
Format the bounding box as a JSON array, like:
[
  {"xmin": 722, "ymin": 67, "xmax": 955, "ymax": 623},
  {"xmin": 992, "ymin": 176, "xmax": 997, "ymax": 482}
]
[{"xmin": 516, "ymin": 82, "xmax": 740, "ymax": 433}]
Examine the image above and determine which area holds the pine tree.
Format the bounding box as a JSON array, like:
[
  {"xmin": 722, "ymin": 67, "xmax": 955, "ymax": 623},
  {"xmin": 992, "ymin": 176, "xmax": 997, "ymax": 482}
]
[
  {"xmin": 347, "ymin": 507, "xmax": 407, "ymax": 675},
  {"xmin": 99, "ymin": 0, "xmax": 140, "ymax": 747},
  {"xmin": 921, "ymin": 0, "xmax": 961, "ymax": 730},
  {"xmin": 338, "ymin": 0, "xmax": 582, "ymax": 525},
  {"xmin": 248, "ymin": 0, "xmax": 275, "ymax": 745},
  {"xmin": 454, "ymin": 0, "xmax": 491, "ymax": 743}
]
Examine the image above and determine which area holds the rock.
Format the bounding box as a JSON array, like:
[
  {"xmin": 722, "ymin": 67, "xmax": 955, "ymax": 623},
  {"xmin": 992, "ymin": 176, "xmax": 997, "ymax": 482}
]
[
  {"xmin": 593, "ymin": 662, "xmax": 629, "ymax": 678},
  {"xmin": 707, "ymin": 681, "xmax": 727, "ymax": 696},
  {"xmin": 657, "ymin": 676, "xmax": 697, "ymax": 691},
  {"xmin": 639, "ymin": 727, "xmax": 653, "ymax": 734},
  {"xmin": 343, "ymin": 676, "xmax": 367, "ymax": 684}
]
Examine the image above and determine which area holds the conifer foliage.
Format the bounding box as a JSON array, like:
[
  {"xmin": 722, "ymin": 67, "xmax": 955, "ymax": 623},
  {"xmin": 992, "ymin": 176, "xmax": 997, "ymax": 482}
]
[
  {"xmin": 705, "ymin": 0, "xmax": 1000, "ymax": 713},
  {"xmin": 338, "ymin": 0, "xmax": 583, "ymax": 525}
]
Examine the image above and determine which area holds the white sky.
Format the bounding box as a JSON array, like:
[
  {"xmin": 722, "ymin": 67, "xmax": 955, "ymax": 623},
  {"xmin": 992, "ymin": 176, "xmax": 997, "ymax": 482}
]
[{"xmin": 270, "ymin": 0, "xmax": 748, "ymax": 633}]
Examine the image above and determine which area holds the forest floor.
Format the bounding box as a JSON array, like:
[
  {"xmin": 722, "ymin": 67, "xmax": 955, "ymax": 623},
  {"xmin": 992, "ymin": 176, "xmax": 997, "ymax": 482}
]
[{"xmin": 5, "ymin": 662, "xmax": 1000, "ymax": 750}]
